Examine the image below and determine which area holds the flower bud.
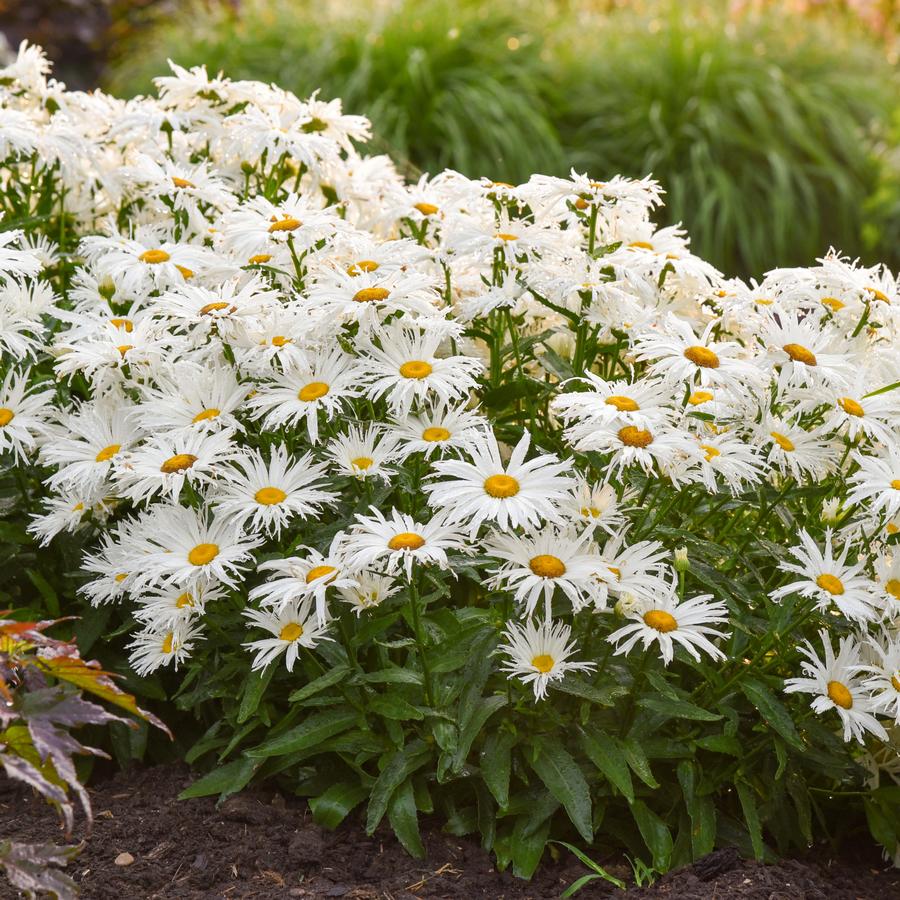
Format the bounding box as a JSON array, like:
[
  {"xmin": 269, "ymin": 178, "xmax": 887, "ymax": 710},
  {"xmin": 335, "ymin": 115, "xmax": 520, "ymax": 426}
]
[{"xmin": 674, "ymin": 546, "xmax": 689, "ymax": 572}]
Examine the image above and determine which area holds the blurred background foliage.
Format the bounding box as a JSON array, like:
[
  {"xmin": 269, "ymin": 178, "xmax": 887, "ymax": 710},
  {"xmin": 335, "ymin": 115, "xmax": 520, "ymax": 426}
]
[{"xmin": 4, "ymin": 0, "xmax": 900, "ymax": 278}]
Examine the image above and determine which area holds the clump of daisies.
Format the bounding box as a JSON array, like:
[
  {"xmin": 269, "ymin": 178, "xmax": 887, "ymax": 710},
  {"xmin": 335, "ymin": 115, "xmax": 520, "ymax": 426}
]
[{"xmin": 4, "ymin": 41, "xmax": 900, "ymax": 872}]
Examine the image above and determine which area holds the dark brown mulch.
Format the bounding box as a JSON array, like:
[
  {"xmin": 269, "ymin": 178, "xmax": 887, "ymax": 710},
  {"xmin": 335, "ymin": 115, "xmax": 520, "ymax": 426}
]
[{"xmin": 1, "ymin": 765, "xmax": 897, "ymax": 899}]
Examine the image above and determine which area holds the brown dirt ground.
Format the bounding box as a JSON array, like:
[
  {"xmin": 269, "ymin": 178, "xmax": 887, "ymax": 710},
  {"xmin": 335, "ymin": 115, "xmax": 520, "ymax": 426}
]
[{"xmin": 1, "ymin": 765, "xmax": 898, "ymax": 899}]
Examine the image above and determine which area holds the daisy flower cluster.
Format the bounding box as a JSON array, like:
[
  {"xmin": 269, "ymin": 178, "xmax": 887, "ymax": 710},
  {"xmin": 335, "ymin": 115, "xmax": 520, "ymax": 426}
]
[{"xmin": 3, "ymin": 43, "xmax": 900, "ymax": 859}]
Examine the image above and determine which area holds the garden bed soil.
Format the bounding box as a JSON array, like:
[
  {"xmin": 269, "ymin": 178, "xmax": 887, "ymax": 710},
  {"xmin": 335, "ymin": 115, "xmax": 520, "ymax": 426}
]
[{"xmin": 1, "ymin": 765, "xmax": 897, "ymax": 899}]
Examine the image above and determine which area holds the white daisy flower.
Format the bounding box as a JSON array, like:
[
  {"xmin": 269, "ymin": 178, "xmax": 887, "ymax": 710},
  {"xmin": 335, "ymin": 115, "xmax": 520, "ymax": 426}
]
[
  {"xmin": 760, "ymin": 416, "xmax": 839, "ymax": 481},
  {"xmin": 247, "ymin": 346, "xmax": 362, "ymax": 444},
  {"xmin": 0, "ymin": 369, "xmax": 53, "ymax": 463},
  {"xmin": 342, "ymin": 507, "xmax": 467, "ymax": 579},
  {"xmin": 133, "ymin": 504, "xmax": 260, "ymax": 592},
  {"xmin": 564, "ymin": 479, "xmax": 628, "ymax": 535},
  {"xmin": 486, "ymin": 527, "xmax": 607, "ymax": 617},
  {"xmin": 860, "ymin": 633, "xmax": 900, "ymax": 724},
  {"xmin": 390, "ymin": 401, "xmax": 488, "ymax": 459},
  {"xmin": 497, "ymin": 618, "xmax": 596, "ymax": 702},
  {"xmin": 128, "ymin": 619, "xmax": 204, "ymax": 676},
  {"xmin": 114, "ymin": 428, "xmax": 240, "ymax": 504},
  {"xmin": 243, "ymin": 596, "xmax": 333, "ymax": 672},
  {"xmin": 784, "ymin": 629, "xmax": 887, "ymax": 744},
  {"xmin": 358, "ymin": 324, "xmax": 482, "ymax": 416},
  {"xmin": 771, "ymin": 529, "xmax": 881, "ymax": 624},
  {"xmin": 337, "ymin": 572, "xmax": 400, "ymax": 616},
  {"xmin": 250, "ymin": 537, "xmax": 358, "ymax": 624},
  {"xmin": 212, "ymin": 446, "xmax": 336, "ymax": 537},
  {"xmin": 606, "ymin": 578, "xmax": 730, "ymax": 665},
  {"xmin": 326, "ymin": 424, "xmax": 400, "ymax": 481},
  {"xmin": 425, "ymin": 430, "xmax": 574, "ymax": 537},
  {"xmin": 846, "ymin": 448, "xmax": 900, "ymax": 522}
]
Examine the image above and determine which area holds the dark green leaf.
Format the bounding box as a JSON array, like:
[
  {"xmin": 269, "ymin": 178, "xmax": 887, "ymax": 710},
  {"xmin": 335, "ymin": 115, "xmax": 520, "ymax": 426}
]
[
  {"xmin": 529, "ymin": 736, "xmax": 593, "ymax": 843},
  {"xmin": 309, "ymin": 781, "xmax": 368, "ymax": 830},
  {"xmin": 247, "ymin": 708, "xmax": 358, "ymax": 758},
  {"xmin": 387, "ymin": 778, "xmax": 425, "ymax": 858}
]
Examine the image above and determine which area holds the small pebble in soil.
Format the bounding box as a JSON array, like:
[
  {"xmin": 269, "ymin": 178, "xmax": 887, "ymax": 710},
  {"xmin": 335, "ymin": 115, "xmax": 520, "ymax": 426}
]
[{"xmin": 114, "ymin": 852, "xmax": 134, "ymax": 867}]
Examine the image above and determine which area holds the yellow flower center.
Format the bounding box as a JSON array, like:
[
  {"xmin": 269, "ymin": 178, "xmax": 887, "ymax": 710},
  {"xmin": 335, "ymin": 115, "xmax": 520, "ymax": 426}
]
[
  {"xmin": 483, "ymin": 474, "xmax": 520, "ymax": 498},
  {"xmin": 574, "ymin": 198, "xmax": 589, "ymax": 210},
  {"xmin": 72, "ymin": 503, "xmax": 84, "ymax": 511},
  {"xmin": 816, "ymin": 573, "xmax": 845, "ymax": 596},
  {"xmin": 306, "ymin": 565, "xmax": 337, "ymax": 585},
  {"xmin": 161, "ymin": 632, "xmax": 174, "ymax": 654},
  {"xmin": 529, "ymin": 555, "xmax": 567, "ymax": 578},
  {"xmin": 255, "ymin": 486, "xmax": 287, "ymax": 505},
  {"xmin": 117, "ymin": 344, "xmax": 133, "ymax": 357},
  {"xmin": 782, "ymin": 343, "xmax": 817, "ymax": 366},
  {"xmin": 176, "ymin": 266, "xmax": 194, "ymax": 279},
  {"xmin": 838, "ymin": 397, "xmax": 864, "ymax": 417},
  {"xmin": 891, "ymin": 674, "xmax": 900, "ymax": 693},
  {"xmin": 688, "ymin": 391, "xmax": 714, "ymax": 406},
  {"xmin": 110, "ymin": 317, "xmax": 133, "ymax": 332},
  {"xmin": 353, "ymin": 287, "xmax": 390, "ymax": 303},
  {"xmin": 188, "ymin": 543, "xmax": 218, "ymax": 566},
  {"xmin": 298, "ymin": 381, "xmax": 329, "ymax": 402},
  {"xmin": 628, "ymin": 240, "xmax": 654, "ymax": 250},
  {"xmin": 531, "ymin": 654, "xmax": 555, "ymax": 674},
  {"xmin": 271, "ymin": 335, "xmax": 291, "ymax": 347},
  {"xmin": 139, "ymin": 248, "xmax": 170, "ymax": 264},
  {"xmin": 769, "ymin": 431, "xmax": 795, "ymax": 452},
  {"xmin": 352, "ymin": 456, "xmax": 374, "ymax": 470},
  {"xmin": 248, "ymin": 254, "xmax": 272, "ymax": 264},
  {"xmin": 884, "ymin": 578, "xmax": 900, "ymax": 601},
  {"xmin": 701, "ymin": 444, "xmax": 720, "ymax": 461},
  {"xmin": 347, "ymin": 259, "xmax": 379, "ymax": 276},
  {"xmin": 175, "ymin": 592, "xmax": 194, "ymax": 608},
  {"xmin": 414, "ymin": 202, "xmax": 439, "ymax": 216},
  {"xmin": 388, "ymin": 532, "xmax": 426, "ymax": 551},
  {"xmin": 581, "ymin": 506, "xmax": 602, "ymax": 518},
  {"xmin": 0, "ymin": 408, "xmax": 14, "ymax": 427},
  {"xmin": 866, "ymin": 286, "xmax": 890, "ymax": 304},
  {"xmin": 618, "ymin": 425, "xmax": 653, "ymax": 448},
  {"xmin": 279, "ymin": 622, "xmax": 304, "ymax": 641},
  {"xmin": 605, "ymin": 395, "xmax": 639, "ymax": 412},
  {"xmin": 422, "ymin": 426, "xmax": 451, "ymax": 442},
  {"xmin": 114, "ymin": 573, "xmax": 128, "ymax": 583},
  {"xmin": 199, "ymin": 301, "xmax": 231, "ymax": 315},
  {"xmin": 890, "ymin": 479, "xmax": 900, "ymax": 490},
  {"xmin": 192, "ymin": 408, "xmax": 220, "ymax": 423},
  {"xmin": 172, "ymin": 176, "xmax": 195, "ymax": 188},
  {"xmin": 160, "ymin": 453, "xmax": 198, "ymax": 474},
  {"xmin": 684, "ymin": 345, "xmax": 720, "ymax": 369},
  {"xmin": 495, "ymin": 233, "xmax": 518, "ymax": 241},
  {"xmin": 95, "ymin": 443, "xmax": 121, "ymax": 462},
  {"xmin": 826, "ymin": 680, "xmax": 853, "ymax": 709},
  {"xmin": 821, "ymin": 296, "xmax": 844, "ymax": 312},
  {"xmin": 888, "ymin": 523, "xmax": 899, "ymax": 535},
  {"xmin": 268, "ymin": 217, "xmax": 301, "ymax": 233},
  {"xmin": 399, "ymin": 360, "xmax": 433, "ymax": 380},
  {"xmin": 643, "ymin": 610, "xmax": 678, "ymax": 633}
]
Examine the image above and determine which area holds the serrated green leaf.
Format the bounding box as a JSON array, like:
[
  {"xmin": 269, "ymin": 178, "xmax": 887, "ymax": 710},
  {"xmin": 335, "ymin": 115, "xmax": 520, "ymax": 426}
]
[
  {"xmin": 529, "ymin": 736, "xmax": 593, "ymax": 843},
  {"xmin": 247, "ymin": 708, "xmax": 358, "ymax": 758},
  {"xmin": 287, "ymin": 665, "xmax": 351, "ymax": 704},
  {"xmin": 309, "ymin": 781, "xmax": 368, "ymax": 830},
  {"xmin": 451, "ymin": 694, "xmax": 506, "ymax": 774},
  {"xmin": 735, "ymin": 779, "xmax": 765, "ymax": 861},
  {"xmin": 178, "ymin": 756, "xmax": 259, "ymax": 800},
  {"xmin": 366, "ymin": 741, "xmax": 431, "ymax": 834},
  {"xmin": 693, "ymin": 734, "xmax": 743, "ymax": 756},
  {"xmin": 620, "ymin": 737, "xmax": 659, "ymax": 789},
  {"xmin": 368, "ymin": 694, "xmax": 424, "ymax": 720},
  {"xmin": 638, "ymin": 696, "xmax": 722, "ymax": 722},
  {"xmin": 237, "ymin": 665, "xmax": 275, "ymax": 724},
  {"xmin": 552, "ymin": 676, "xmax": 626, "ymax": 707},
  {"xmin": 630, "ymin": 800, "xmax": 673, "ymax": 871},
  {"xmin": 741, "ymin": 679, "xmax": 804, "ymax": 750},
  {"xmin": 481, "ymin": 730, "xmax": 515, "ymax": 808},
  {"xmin": 579, "ymin": 729, "xmax": 634, "ymax": 803},
  {"xmin": 388, "ymin": 778, "xmax": 425, "ymax": 858}
]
